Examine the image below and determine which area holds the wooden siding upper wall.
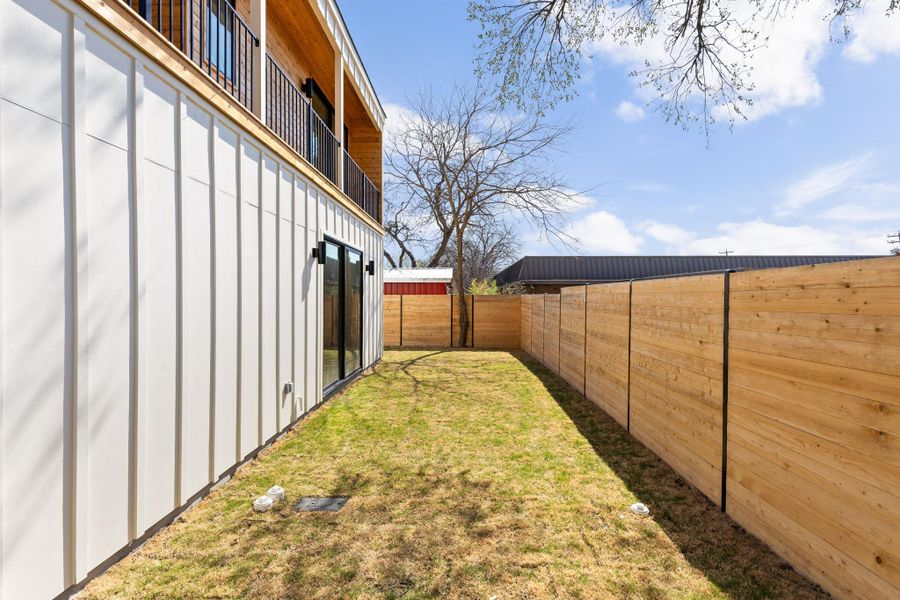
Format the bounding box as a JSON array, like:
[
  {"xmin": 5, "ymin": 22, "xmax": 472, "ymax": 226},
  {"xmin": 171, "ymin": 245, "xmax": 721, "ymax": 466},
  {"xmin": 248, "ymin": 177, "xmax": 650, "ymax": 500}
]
[
  {"xmin": 559, "ymin": 287, "xmax": 586, "ymax": 393},
  {"xmin": 543, "ymin": 295, "xmax": 561, "ymax": 374},
  {"xmin": 585, "ymin": 282, "xmax": 630, "ymax": 428},
  {"xmin": 727, "ymin": 258, "xmax": 900, "ymax": 600},
  {"xmin": 520, "ymin": 295, "xmax": 533, "ymax": 354},
  {"xmin": 267, "ymin": 0, "xmax": 335, "ymax": 101},
  {"xmin": 629, "ymin": 274, "xmax": 725, "ymax": 505}
]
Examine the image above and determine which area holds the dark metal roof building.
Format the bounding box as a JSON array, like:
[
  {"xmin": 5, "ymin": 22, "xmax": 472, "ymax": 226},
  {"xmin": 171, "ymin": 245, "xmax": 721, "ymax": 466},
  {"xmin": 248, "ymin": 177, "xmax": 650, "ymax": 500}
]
[{"xmin": 494, "ymin": 255, "xmax": 882, "ymax": 287}]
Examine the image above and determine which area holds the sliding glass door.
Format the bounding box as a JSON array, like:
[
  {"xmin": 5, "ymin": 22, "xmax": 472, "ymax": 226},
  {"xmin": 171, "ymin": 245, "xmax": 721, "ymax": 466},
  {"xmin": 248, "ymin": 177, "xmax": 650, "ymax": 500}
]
[
  {"xmin": 322, "ymin": 238, "xmax": 363, "ymax": 392},
  {"xmin": 344, "ymin": 248, "xmax": 363, "ymax": 374}
]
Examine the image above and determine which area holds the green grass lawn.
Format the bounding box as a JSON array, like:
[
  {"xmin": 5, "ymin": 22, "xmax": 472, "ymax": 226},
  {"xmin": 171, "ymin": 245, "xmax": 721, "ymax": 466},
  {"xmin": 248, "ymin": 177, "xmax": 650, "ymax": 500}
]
[{"xmin": 82, "ymin": 350, "xmax": 827, "ymax": 599}]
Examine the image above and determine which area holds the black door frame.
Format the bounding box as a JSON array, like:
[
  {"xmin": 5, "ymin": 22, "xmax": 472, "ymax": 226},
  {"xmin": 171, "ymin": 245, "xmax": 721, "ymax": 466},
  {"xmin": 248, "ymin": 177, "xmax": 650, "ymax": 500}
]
[{"xmin": 322, "ymin": 235, "xmax": 364, "ymax": 397}]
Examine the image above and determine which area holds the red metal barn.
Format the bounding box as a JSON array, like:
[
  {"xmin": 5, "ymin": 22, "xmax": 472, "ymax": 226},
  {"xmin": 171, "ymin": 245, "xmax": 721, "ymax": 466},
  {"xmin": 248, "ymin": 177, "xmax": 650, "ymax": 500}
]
[{"xmin": 384, "ymin": 268, "xmax": 453, "ymax": 295}]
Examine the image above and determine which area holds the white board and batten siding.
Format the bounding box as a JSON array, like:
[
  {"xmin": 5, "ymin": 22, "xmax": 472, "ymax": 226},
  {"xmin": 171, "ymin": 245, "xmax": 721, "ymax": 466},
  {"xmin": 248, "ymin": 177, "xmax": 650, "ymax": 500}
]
[{"xmin": 0, "ymin": 0, "xmax": 384, "ymax": 597}]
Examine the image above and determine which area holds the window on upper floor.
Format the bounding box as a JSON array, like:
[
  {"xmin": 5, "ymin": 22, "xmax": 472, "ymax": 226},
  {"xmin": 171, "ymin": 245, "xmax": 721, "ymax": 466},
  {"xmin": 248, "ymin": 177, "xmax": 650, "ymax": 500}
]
[
  {"xmin": 208, "ymin": 0, "xmax": 234, "ymax": 81},
  {"xmin": 305, "ymin": 78, "xmax": 334, "ymax": 131}
]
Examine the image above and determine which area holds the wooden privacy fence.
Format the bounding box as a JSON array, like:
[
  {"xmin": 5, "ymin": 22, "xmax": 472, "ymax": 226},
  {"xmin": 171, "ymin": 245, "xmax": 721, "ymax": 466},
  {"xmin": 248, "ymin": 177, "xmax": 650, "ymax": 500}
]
[
  {"xmin": 384, "ymin": 295, "xmax": 521, "ymax": 348},
  {"xmin": 518, "ymin": 257, "xmax": 900, "ymax": 600}
]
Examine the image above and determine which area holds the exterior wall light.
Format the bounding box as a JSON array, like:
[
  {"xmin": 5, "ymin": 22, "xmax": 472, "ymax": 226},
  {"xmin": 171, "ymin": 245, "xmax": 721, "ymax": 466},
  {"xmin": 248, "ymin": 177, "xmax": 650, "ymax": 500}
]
[{"xmin": 311, "ymin": 241, "xmax": 326, "ymax": 265}]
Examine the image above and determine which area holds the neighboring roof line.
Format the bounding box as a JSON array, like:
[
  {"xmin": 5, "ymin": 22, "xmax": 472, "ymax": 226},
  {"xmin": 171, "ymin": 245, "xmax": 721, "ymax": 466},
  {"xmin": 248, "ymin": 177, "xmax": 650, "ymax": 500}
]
[{"xmin": 494, "ymin": 255, "xmax": 887, "ymax": 286}]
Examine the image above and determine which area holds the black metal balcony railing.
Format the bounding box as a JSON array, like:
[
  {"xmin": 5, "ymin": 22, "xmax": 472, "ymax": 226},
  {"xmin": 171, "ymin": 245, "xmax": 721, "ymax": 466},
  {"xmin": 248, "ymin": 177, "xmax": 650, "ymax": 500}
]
[
  {"xmin": 267, "ymin": 58, "xmax": 379, "ymax": 223},
  {"xmin": 265, "ymin": 55, "xmax": 310, "ymax": 158},
  {"xmin": 124, "ymin": 0, "xmax": 380, "ymax": 222},
  {"xmin": 266, "ymin": 56, "xmax": 339, "ymax": 187},
  {"xmin": 124, "ymin": 0, "xmax": 258, "ymax": 111},
  {"xmin": 344, "ymin": 151, "xmax": 381, "ymax": 221}
]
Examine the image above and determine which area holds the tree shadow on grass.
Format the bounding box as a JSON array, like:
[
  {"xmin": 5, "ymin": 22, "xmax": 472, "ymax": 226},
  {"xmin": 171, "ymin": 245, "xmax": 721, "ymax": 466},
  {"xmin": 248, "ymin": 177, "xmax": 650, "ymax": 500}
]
[{"xmin": 514, "ymin": 351, "xmax": 829, "ymax": 600}]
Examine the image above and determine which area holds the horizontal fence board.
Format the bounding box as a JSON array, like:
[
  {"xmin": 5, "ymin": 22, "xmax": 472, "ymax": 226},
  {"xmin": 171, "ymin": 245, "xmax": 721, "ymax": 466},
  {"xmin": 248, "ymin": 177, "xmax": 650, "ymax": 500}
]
[
  {"xmin": 543, "ymin": 295, "xmax": 561, "ymax": 374},
  {"xmin": 729, "ymin": 328, "xmax": 900, "ymax": 378},
  {"xmin": 729, "ymin": 310, "xmax": 900, "ymax": 346},
  {"xmin": 730, "ymin": 286, "xmax": 900, "ymax": 317},
  {"xmin": 730, "ymin": 346, "xmax": 900, "ymax": 409},
  {"xmin": 585, "ymin": 282, "xmax": 630, "ymax": 429},
  {"xmin": 731, "ymin": 256, "xmax": 900, "ymax": 291},
  {"xmin": 384, "ymin": 295, "xmax": 401, "ymax": 346},
  {"xmin": 559, "ymin": 287, "xmax": 586, "ymax": 393}
]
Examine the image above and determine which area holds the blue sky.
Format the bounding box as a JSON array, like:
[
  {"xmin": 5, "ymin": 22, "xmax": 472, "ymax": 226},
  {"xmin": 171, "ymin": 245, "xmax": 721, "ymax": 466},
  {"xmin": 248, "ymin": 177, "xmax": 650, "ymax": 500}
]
[{"xmin": 341, "ymin": 0, "xmax": 900, "ymax": 256}]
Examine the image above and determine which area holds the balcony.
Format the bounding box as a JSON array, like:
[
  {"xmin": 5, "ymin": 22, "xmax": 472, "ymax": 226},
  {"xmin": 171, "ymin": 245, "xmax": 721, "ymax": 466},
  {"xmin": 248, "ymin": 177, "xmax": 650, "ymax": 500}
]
[
  {"xmin": 121, "ymin": 0, "xmax": 258, "ymax": 111},
  {"xmin": 120, "ymin": 0, "xmax": 382, "ymax": 223}
]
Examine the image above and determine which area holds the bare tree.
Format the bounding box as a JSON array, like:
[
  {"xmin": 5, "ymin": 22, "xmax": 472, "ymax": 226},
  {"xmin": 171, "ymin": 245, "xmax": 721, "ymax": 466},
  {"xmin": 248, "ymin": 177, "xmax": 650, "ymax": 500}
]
[
  {"xmin": 444, "ymin": 220, "xmax": 521, "ymax": 292},
  {"xmin": 469, "ymin": 0, "xmax": 897, "ymax": 131},
  {"xmin": 385, "ymin": 85, "xmax": 580, "ymax": 345}
]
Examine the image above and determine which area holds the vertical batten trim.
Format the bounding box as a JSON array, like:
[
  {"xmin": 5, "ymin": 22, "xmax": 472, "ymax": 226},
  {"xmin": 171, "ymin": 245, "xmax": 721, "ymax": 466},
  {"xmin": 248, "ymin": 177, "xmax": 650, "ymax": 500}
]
[
  {"xmin": 256, "ymin": 154, "xmax": 264, "ymax": 444},
  {"xmin": 290, "ymin": 176, "xmax": 299, "ymax": 420},
  {"xmin": 273, "ymin": 165, "xmax": 279, "ymax": 431},
  {"xmin": 128, "ymin": 58, "xmax": 145, "ymax": 543},
  {"xmin": 234, "ymin": 133, "xmax": 243, "ymax": 464},
  {"xmin": 173, "ymin": 93, "xmax": 185, "ymax": 506},
  {"xmin": 208, "ymin": 117, "xmax": 218, "ymax": 483},
  {"xmin": 274, "ymin": 164, "xmax": 281, "ymax": 432},
  {"xmin": 71, "ymin": 14, "xmax": 88, "ymax": 584},
  {"xmin": 302, "ymin": 182, "xmax": 310, "ymax": 415}
]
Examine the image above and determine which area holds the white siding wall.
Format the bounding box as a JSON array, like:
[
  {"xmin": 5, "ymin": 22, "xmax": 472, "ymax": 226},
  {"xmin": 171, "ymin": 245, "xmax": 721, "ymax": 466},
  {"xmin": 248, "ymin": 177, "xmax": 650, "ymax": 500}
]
[{"xmin": 0, "ymin": 0, "xmax": 384, "ymax": 597}]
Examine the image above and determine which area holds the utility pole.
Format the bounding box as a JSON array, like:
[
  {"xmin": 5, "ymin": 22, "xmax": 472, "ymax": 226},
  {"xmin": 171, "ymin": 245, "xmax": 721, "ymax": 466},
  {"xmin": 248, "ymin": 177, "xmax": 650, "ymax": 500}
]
[
  {"xmin": 719, "ymin": 249, "xmax": 734, "ymax": 256},
  {"xmin": 889, "ymin": 231, "xmax": 900, "ymax": 255}
]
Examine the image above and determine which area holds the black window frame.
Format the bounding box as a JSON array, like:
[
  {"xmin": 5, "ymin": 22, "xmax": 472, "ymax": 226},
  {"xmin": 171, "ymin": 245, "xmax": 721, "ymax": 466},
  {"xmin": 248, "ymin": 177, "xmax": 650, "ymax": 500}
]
[
  {"xmin": 322, "ymin": 236, "xmax": 364, "ymax": 397},
  {"xmin": 304, "ymin": 78, "xmax": 334, "ymax": 131}
]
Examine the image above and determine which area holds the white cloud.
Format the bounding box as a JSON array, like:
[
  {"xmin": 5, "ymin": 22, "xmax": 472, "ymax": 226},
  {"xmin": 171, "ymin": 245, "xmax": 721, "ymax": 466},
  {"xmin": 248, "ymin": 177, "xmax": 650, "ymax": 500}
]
[
  {"xmin": 819, "ymin": 202, "xmax": 900, "ymax": 221},
  {"xmin": 382, "ymin": 101, "xmax": 421, "ymax": 151},
  {"xmin": 566, "ymin": 210, "xmax": 644, "ymax": 253},
  {"xmin": 559, "ymin": 191, "xmax": 597, "ymax": 213},
  {"xmin": 778, "ymin": 154, "xmax": 871, "ymax": 216},
  {"xmin": 844, "ymin": 0, "xmax": 900, "ymax": 63},
  {"xmin": 626, "ymin": 181, "xmax": 668, "ymax": 193},
  {"xmin": 615, "ymin": 101, "xmax": 646, "ymax": 123},
  {"xmin": 677, "ymin": 220, "xmax": 887, "ymax": 254},
  {"xmin": 639, "ymin": 220, "xmax": 696, "ymax": 246}
]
